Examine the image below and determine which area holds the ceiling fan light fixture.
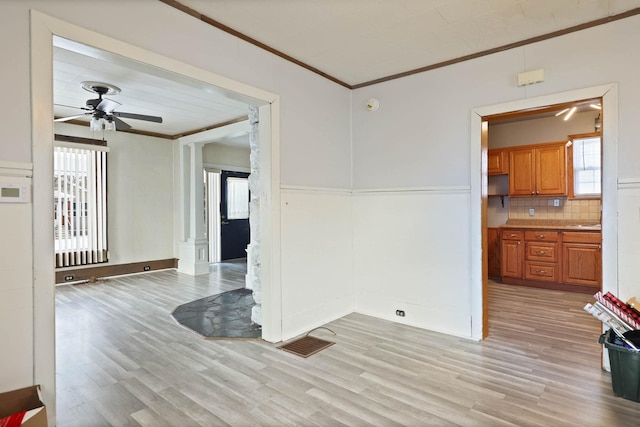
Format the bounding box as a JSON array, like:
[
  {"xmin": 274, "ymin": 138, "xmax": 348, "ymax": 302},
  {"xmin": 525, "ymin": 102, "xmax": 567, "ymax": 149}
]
[
  {"xmin": 90, "ymin": 116, "xmax": 102, "ymax": 131},
  {"xmin": 104, "ymin": 118, "xmax": 116, "ymax": 132},
  {"xmin": 81, "ymin": 81, "xmax": 121, "ymax": 96}
]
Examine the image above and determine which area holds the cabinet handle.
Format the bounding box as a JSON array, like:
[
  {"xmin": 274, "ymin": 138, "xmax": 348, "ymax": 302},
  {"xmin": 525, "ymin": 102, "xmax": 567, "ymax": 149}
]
[
  {"xmin": 536, "ymin": 234, "xmax": 546, "ymax": 239},
  {"xmin": 536, "ymin": 250, "xmax": 546, "ymax": 255},
  {"xmin": 517, "ymin": 241, "xmax": 521, "ymax": 245},
  {"xmin": 509, "ymin": 234, "xmax": 517, "ymax": 238},
  {"xmin": 531, "ymin": 191, "xmax": 535, "ymax": 195},
  {"xmin": 536, "ymin": 270, "xmax": 547, "ymax": 274}
]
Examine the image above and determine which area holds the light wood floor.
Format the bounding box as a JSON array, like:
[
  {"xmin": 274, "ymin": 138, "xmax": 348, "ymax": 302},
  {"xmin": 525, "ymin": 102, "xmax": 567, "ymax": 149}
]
[{"xmin": 56, "ymin": 270, "xmax": 640, "ymax": 426}]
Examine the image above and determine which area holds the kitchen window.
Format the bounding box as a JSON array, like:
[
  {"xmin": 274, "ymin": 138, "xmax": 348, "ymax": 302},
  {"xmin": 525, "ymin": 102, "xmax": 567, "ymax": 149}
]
[{"xmin": 568, "ymin": 133, "xmax": 601, "ymax": 199}]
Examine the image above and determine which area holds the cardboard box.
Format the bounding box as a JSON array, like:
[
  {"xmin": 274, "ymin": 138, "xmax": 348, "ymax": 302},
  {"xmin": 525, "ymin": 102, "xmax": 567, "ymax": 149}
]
[{"xmin": 0, "ymin": 385, "xmax": 47, "ymax": 427}]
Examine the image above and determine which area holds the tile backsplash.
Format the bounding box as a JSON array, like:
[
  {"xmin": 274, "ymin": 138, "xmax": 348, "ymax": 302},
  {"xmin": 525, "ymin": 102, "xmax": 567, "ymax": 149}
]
[{"xmin": 509, "ymin": 197, "xmax": 601, "ymax": 222}]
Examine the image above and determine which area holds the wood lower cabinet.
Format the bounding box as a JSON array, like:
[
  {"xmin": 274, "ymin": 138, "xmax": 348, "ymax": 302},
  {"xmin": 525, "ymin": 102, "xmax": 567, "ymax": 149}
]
[
  {"xmin": 501, "ymin": 230, "xmax": 523, "ymax": 279},
  {"xmin": 500, "ymin": 227, "xmax": 601, "ymax": 292},
  {"xmin": 488, "ymin": 227, "xmax": 501, "ymax": 278},
  {"xmin": 562, "ymin": 232, "xmax": 602, "ymax": 287}
]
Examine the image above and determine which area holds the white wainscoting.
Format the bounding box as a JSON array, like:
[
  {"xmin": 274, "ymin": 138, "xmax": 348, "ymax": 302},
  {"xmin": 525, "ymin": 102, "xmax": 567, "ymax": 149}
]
[
  {"xmin": 352, "ymin": 187, "xmax": 473, "ymax": 338},
  {"xmin": 280, "ymin": 187, "xmax": 355, "ymax": 340},
  {"xmin": 0, "ymin": 164, "xmax": 33, "ymax": 391},
  {"xmin": 617, "ymin": 179, "xmax": 640, "ymax": 301}
]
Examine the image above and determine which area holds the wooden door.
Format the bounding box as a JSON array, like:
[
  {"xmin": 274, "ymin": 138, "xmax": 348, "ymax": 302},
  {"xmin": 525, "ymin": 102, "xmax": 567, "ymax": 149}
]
[
  {"xmin": 220, "ymin": 170, "xmax": 251, "ymax": 260},
  {"xmin": 536, "ymin": 143, "xmax": 567, "ymax": 195},
  {"xmin": 501, "ymin": 238, "xmax": 523, "ymax": 279},
  {"xmin": 509, "ymin": 148, "xmax": 535, "ymax": 196}
]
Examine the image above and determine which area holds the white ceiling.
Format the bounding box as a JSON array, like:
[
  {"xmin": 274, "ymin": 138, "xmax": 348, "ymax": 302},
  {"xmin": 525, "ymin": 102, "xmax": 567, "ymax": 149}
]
[
  {"xmin": 178, "ymin": 0, "xmax": 640, "ymax": 85},
  {"xmin": 53, "ymin": 40, "xmax": 253, "ymax": 139},
  {"xmin": 53, "ymin": 0, "xmax": 639, "ymax": 139}
]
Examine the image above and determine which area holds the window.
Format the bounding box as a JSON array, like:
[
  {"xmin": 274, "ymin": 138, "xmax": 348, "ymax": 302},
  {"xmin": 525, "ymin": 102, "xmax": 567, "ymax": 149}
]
[
  {"xmin": 226, "ymin": 177, "xmax": 249, "ymax": 219},
  {"xmin": 569, "ymin": 134, "xmax": 601, "ymax": 198},
  {"xmin": 54, "ymin": 145, "xmax": 108, "ymax": 267}
]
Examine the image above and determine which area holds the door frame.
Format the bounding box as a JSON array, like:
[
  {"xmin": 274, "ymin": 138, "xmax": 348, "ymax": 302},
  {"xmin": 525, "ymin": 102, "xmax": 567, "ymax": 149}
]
[
  {"xmin": 470, "ymin": 83, "xmax": 618, "ymax": 340},
  {"xmin": 30, "ymin": 11, "xmax": 282, "ymax": 421}
]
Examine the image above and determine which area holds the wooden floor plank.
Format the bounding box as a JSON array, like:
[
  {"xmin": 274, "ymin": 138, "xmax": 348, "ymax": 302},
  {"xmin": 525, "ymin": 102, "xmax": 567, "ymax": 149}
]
[{"xmin": 55, "ymin": 267, "xmax": 640, "ymax": 426}]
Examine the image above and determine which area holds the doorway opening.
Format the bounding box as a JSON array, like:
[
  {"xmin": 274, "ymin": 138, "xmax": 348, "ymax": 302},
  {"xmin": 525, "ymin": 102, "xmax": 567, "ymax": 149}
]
[
  {"xmin": 31, "ymin": 11, "xmax": 282, "ymax": 419},
  {"xmin": 470, "ymin": 84, "xmax": 618, "ymax": 343},
  {"xmin": 482, "ymin": 98, "xmax": 603, "ymax": 342}
]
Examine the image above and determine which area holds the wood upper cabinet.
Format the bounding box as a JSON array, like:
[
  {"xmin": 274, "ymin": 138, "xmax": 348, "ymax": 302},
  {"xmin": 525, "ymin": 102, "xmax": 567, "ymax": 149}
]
[
  {"xmin": 501, "ymin": 230, "xmax": 523, "ymax": 279},
  {"xmin": 562, "ymin": 232, "xmax": 601, "ymax": 287},
  {"xmin": 488, "ymin": 149, "xmax": 509, "ymax": 175},
  {"xmin": 508, "ymin": 142, "xmax": 567, "ymax": 196}
]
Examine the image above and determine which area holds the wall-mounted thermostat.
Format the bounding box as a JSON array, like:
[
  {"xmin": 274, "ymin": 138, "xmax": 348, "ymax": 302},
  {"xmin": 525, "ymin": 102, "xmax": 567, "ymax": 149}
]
[{"xmin": 0, "ymin": 183, "xmax": 30, "ymax": 203}]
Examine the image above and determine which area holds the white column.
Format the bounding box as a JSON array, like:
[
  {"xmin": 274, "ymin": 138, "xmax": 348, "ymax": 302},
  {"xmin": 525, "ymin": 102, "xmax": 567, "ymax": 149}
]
[{"xmin": 178, "ymin": 142, "xmax": 209, "ymax": 276}]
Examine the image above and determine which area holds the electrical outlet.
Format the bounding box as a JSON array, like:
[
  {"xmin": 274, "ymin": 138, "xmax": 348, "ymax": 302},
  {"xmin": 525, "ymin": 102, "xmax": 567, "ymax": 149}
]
[
  {"xmin": 529, "ymin": 208, "xmax": 535, "ymax": 216},
  {"xmin": 553, "ymin": 199, "xmax": 560, "ymax": 207},
  {"xmin": 143, "ymin": 266, "xmax": 151, "ymax": 271},
  {"xmin": 64, "ymin": 275, "xmax": 74, "ymax": 281},
  {"xmin": 395, "ymin": 309, "xmax": 405, "ymax": 317}
]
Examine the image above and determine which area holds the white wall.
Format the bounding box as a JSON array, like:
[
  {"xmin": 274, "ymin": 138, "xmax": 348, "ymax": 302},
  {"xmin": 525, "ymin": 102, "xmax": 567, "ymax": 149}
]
[
  {"xmin": 280, "ymin": 190, "xmax": 354, "ymax": 338},
  {"xmin": 55, "ymin": 123, "xmax": 176, "ymax": 266},
  {"xmin": 353, "ymin": 190, "xmax": 471, "ymax": 336},
  {"xmin": 0, "ymin": 1, "xmax": 352, "ymax": 421},
  {"xmin": 203, "ymin": 143, "xmax": 250, "ymax": 170},
  {"xmin": 489, "ymin": 110, "xmax": 599, "ymax": 148},
  {"xmin": 351, "ymin": 15, "xmax": 640, "ymax": 337},
  {"xmin": 0, "ymin": 168, "xmax": 32, "ymax": 391}
]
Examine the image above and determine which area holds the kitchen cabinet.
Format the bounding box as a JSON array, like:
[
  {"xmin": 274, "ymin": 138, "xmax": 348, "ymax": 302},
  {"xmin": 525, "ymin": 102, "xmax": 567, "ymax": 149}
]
[
  {"xmin": 499, "ymin": 226, "xmax": 601, "ymax": 293},
  {"xmin": 488, "ymin": 148, "xmax": 509, "ymax": 175},
  {"xmin": 488, "ymin": 227, "xmax": 501, "ymax": 278},
  {"xmin": 508, "ymin": 142, "xmax": 567, "ymax": 197},
  {"xmin": 501, "ymin": 230, "xmax": 523, "ymax": 279},
  {"xmin": 562, "ymin": 232, "xmax": 601, "ymax": 287},
  {"xmin": 524, "ymin": 231, "xmax": 559, "ymax": 283}
]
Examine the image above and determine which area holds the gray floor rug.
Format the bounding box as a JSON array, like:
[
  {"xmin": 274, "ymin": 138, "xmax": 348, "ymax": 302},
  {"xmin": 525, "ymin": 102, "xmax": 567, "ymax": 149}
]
[{"xmin": 171, "ymin": 288, "xmax": 261, "ymax": 339}]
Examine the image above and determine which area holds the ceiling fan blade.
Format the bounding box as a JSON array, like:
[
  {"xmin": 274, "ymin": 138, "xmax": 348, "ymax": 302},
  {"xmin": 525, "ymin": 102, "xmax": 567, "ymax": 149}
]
[
  {"xmin": 96, "ymin": 98, "xmax": 121, "ymax": 113},
  {"xmin": 112, "ymin": 116, "xmax": 132, "ymax": 130},
  {"xmin": 113, "ymin": 111, "xmax": 163, "ymax": 123},
  {"xmin": 54, "ymin": 114, "xmax": 89, "ymax": 122},
  {"xmin": 54, "ymin": 103, "xmax": 92, "ymax": 111}
]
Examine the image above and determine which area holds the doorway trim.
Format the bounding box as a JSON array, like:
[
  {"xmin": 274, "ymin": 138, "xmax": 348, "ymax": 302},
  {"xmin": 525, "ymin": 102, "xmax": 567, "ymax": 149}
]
[
  {"xmin": 30, "ymin": 10, "xmax": 282, "ymax": 422},
  {"xmin": 470, "ymin": 83, "xmax": 618, "ymax": 340}
]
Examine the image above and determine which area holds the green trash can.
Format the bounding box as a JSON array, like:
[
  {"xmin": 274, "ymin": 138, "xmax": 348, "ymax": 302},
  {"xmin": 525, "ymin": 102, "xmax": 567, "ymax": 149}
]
[{"xmin": 599, "ymin": 329, "xmax": 640, "ymax": 402}]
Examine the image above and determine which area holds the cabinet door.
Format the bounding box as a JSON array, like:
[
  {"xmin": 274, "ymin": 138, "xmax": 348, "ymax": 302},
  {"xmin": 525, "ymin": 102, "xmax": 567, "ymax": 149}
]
[
  {"xmin": 501, "ymin": 239, "xmax": 523, "ymax": 278},
  {"xmin": 488, "ymin": 149, "xmax": 508, "ymax": 175},
  {"xmin": 562, "ymin": 243, "xmax": 601, "ymax": 286},
  {"xmin": 488, "ymin": 228, "xmax": 501, "ymax": 277},
  {"xmin": 535, "ymin": 143, "xmax": 567, "ymax": 195},
  {"xmin": 509, "ymin": 149, "xmax": 535, "ymax": 196}
]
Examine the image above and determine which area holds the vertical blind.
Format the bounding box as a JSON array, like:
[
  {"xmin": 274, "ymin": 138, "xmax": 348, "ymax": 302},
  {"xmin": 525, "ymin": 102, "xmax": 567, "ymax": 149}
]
[{"xmin": 54, "ymin": 146, "xmax": 108, "ymax": 268}]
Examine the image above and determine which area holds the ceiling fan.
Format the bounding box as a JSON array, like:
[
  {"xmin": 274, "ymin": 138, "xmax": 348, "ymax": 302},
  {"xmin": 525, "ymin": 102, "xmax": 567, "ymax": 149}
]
[{"xmin": 54, "ymin": 81, "xmax": 163, "ymax": 131}]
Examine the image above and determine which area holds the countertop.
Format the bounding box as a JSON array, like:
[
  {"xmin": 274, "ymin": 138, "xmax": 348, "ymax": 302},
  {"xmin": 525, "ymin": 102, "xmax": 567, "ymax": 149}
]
[{"xmin": 499, "ymin": 219, "xmax": 601, "ymax": 231}]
